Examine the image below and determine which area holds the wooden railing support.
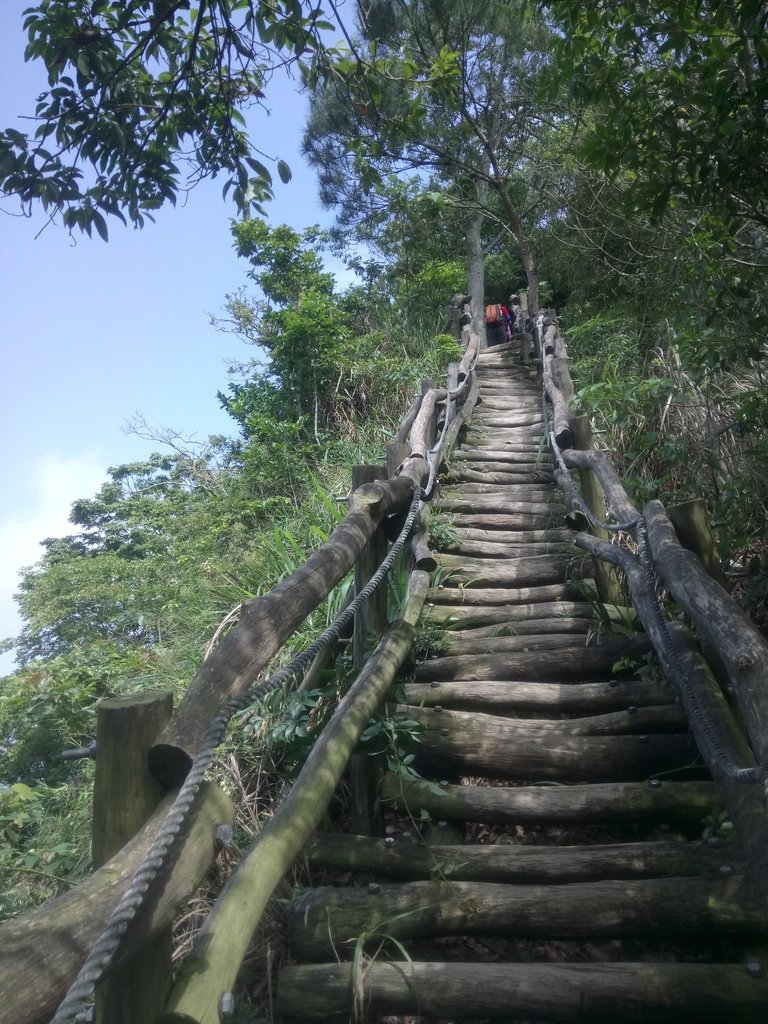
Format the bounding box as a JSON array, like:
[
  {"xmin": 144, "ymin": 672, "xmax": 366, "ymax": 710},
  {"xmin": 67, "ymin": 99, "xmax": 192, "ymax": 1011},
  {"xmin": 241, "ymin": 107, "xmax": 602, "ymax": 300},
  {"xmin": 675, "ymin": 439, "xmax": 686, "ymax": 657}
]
[
  {"xmin": 93, "ymin": 692, "xmax": 174, "ymax": 1024},
  {"xmin": 568, "ymin": 416, "xmax": 623, "ymax": 606},
  {"xmin": 350, "ymin": 464, "xmax": 390, "ymax": 835},
  {"xmin": 149, "ymin": 475, "xmax": 414, "ymax": 788},
  {"xmin": 668, "ymin": 497, "xmax": 728, "ymax": 588}
]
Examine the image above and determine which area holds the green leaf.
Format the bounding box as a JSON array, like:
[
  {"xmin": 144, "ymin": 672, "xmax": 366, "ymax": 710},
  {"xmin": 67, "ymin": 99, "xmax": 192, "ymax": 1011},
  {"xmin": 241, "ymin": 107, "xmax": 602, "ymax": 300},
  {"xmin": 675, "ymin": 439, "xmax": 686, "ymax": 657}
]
[{"xmin": 277, "ymin": 159, "xmax": 292, "ymax": 184}]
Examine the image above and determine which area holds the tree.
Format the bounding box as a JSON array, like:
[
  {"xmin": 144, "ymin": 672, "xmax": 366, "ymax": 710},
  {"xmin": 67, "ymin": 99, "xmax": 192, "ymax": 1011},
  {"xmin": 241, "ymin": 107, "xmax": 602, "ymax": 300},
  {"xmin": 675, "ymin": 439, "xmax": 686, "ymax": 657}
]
[
  {"xmin": 1, "ymin": 0, "xmax": 335, "ymax": 235},
  {"xmin": 544, "ymin": 0, "xmax": 768, "ymax": 365},
  {"xmin": 304, "ymin": 0, "xmax": 556, "ymax": 312},
  {"xmin": 546, "ymin": 1, "xmax": 768, "ymax": 228}
]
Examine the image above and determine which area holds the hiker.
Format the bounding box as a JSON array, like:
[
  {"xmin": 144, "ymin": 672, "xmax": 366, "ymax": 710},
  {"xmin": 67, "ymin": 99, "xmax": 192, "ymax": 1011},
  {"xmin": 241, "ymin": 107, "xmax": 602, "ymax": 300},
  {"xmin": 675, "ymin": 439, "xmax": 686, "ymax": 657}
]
[
  {"xmin": 500, "ymin": 303, "xmax": 513, "ymax": 341},
  {"xmin": 485, "ymin": 302, "xmax": 506, "ymax": 346}
]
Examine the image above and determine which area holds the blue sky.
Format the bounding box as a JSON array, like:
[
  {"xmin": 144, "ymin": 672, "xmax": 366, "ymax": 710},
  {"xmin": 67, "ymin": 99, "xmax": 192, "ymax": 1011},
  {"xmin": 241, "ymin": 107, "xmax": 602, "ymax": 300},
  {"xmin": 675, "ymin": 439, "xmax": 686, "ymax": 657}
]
[{"xmin": 0, "ymin": 4, "xmax": 346, "ymax": 672}]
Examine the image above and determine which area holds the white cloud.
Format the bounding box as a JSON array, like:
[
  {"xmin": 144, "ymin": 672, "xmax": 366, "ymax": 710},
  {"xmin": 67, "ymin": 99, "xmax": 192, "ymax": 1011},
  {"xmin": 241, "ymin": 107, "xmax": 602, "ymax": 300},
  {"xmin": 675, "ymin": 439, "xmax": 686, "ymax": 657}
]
[{"xmin": 0, "ymin": 452, "xmax": 106, "ymax": 674}]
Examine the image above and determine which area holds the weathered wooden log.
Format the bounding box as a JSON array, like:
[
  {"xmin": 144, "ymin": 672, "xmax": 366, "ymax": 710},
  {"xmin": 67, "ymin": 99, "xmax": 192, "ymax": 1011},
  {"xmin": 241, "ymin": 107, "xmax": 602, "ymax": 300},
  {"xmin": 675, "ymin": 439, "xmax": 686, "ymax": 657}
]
[
  {"xmin": 559, "ymin": 447, "xmax": 639, "ymax": 524},
  {"xmin": 466, "ymin": 425, "xmax": 543, "ymax": 440},
  {"xmin": 456, "ymin": 329, "xmax": 480, "ymax": 382},
  {"xmin": 350, "ymin": 465, "xmax": 390, "ymax": 837},
  {"xmin": 569, "ymin": 415, "xmax": 624, "ymax": 605},
  {"xmin": 287, "ymin": 876, "xmax": 762, "ymax": 959},
  {"xmin": 161, "ymin": 577, "xmax": 430, "ymax": 1024},
  {"xmin": 668, "ymin": 497, "xmax": 728, "ymax": 587},
  {"xmin": 385, "ymin": 439, "xmax": 410, "ymax": 477},
  {"xmin": 553, "ymin": 355, "xmax": 575, "ymax": 403},
  {"xmin": 448, "ymin": 526, "xmax": 570, "ymax": 544},
  {"xmin": 643, "ymin": 499, "xmax": 768, "ymax": 767},
  {"xmin": 415, "ymin": 635, "xmax": 652, "ymax": 682},
  {"xmin": 473, "ymin": 414, "xmax": 544, "ymax": 428},
  {"xmin": 460, "ymin": 443, "xmax": 544, "ymax": 456},
  {"xmin": 441, "ymin": 510, "xmax": 563, "ymax": 530},
  {"xmin": 434, "ymin": 539, "xmax": 580, "ymax": 559},
  {"xmin": 302, "ymin": 833, "xmax": 732, "ymax": 884},
  {"xmin": 150, "ymin": 475, "xmax": 414, "ymax": 787},
  {"xmin": 439, "ymin": 617, "xmax": 599, "ymax": 643},
  {"xmin": 410, "ymin": 511, "xmax": 437, "ymax": 572},
  {"xmin": 398, "ymin": 701, "xmax": 686, "ymax": 736},
  {"xmin": 543, "ymin": 353, "xmax": 573, "ymax": 448},
  {"xmin": 432, "ymin": 554, "xmax": 592, "ymax": 588},
  {"xmin": 422, "ymin": 598, "xmax": 625, "ymax": 626},
  {"xmin": 437, "ymin": 495, "xmax": 560, "ymax": 515},
  {"xmin": 440, "ymin": 483, "xmax": 555, "ymax": 500},
  {"xmin": 92, "ymin": 692, "xmax": 174, "ymax": 1024},
  {"xmin": 409, "ymin": 385, "xmax": 445, "ymax": 458},
  {"xmin": 427, "ymin": 583, "xmax": 591, "ymax": 604},
  {"xmin": 92, "ymin": 692, "xmax": 173, "ymax": 867},
  {"xmin": 439, "ymin": 361, "xmax": 459, "ymax": 432},
  {"xmin": 382, "ymin": 775, "xmax": 717, "ymax": 828},
  {"xmin": 433, "ymin": 370, "xmax": 481, "ymax": 475},
  {"xmin": 352, "ymin": 466, "xmax": 389, "ymax": 668},
  {"xmin": 446, "ymin": 469, "xmax": 554, "ymax": 487},
  {"xmin": 393, "ymin": 392, "xmax": 423, "ymax": 445},
  {"xmin": 0, "ymin": 782, "xmax": 234, "ymax": 1024},
  {"xmin": 453, "ymin": 449, "xmax": 552, "ymax": 462},
  {"xmin": 277, "ymin": 962, "xmax": 768, "ymax": 1023},
  {"xmin": 404, "ymin": 678, "xmax": 675, "ymax": 715},
  {"xmin": 413, "ymin": 721, "xmax": 702, "ymax": 782}
]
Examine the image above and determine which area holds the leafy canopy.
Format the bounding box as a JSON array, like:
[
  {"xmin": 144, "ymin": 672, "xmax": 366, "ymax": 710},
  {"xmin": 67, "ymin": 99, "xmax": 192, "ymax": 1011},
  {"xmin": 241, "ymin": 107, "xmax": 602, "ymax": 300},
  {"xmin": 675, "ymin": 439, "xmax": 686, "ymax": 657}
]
[{"xmin": 1, "ymin": 0, "xmax": 334, "ymax": 236}]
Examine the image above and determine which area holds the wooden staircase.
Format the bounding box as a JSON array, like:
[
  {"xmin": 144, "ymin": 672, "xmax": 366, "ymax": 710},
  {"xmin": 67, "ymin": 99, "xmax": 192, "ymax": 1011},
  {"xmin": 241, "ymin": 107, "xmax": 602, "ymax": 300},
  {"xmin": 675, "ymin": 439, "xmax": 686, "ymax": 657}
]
[{"xmin": 276, "ymin": 344, "xmax": 768, "ymax": 1022}]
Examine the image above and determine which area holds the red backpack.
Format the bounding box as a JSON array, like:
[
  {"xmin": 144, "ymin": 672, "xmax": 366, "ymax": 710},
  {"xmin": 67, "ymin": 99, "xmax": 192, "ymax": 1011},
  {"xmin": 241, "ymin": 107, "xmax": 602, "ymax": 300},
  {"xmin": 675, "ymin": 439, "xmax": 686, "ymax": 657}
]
[{"xmin": 485, "ymin": 303, "xmax": 501, "ymax": 324}]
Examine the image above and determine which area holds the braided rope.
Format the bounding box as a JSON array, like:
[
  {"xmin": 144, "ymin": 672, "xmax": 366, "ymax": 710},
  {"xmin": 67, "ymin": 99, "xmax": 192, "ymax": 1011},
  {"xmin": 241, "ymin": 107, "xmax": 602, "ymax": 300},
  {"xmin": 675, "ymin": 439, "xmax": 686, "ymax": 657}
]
[{"xmin": 52, "ymin": 486, "xmax": 424, "ymax": 1023}]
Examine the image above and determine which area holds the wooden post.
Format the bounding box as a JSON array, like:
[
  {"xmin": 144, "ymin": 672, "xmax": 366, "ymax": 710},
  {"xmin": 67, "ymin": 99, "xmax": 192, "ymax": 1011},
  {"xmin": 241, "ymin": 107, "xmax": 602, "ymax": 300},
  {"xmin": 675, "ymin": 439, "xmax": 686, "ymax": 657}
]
[
  {"xmin": 445, "ymin": 362, "xmax": 459, "ymax": 432},
  {"xmin": 350, "ymin": 466, "xmax": 390, "ymax": 835},
  {"xmin": 421, "ymin": 378, "xmax": 437, "ymax": 450},
  {"xmin": 93, "ymin": 692, "xmax": 174, "ymax": 1024},
  {"xmin": 668, "ymin": 498, "xmax": 728, "ymax": 588},
  {"xmin": 568, "ymin": 417, "xmax": 623, "ymax": 606}
]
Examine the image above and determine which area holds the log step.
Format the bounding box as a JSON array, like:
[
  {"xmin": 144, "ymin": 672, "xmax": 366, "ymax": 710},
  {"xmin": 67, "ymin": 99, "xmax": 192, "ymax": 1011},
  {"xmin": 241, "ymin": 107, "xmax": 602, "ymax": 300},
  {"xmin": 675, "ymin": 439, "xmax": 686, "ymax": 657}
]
[
  {"xmin": 380, "ymin": 776, "xmax": 718, "ymax": 828},
  {"xmin": 422, "ymin": 598, "xmax": 630, "ymax": 625},
  {"xmin": 413, "ymin": 721, "xmax": 703, "ymax": 781},
  {"xmin": 404, "ymin": 678, "xmax": 675, "ymax": 715},
  {"xmin": 414, "ymin": 635, "xmax": 651, "ymax": 681},
  {"xmin": 277, "ymin": 962, "xmax": 768, "ymax": 1023},
  {"xmin": 396, "ymin": 701, "xmax": 688, "ymax": 736},
  {"xmin": 303, "ymin": 833, "xmax": 736, "ymax": 884},
  {"xmin": 435, "ymin": 539, "xmax": 581, "ymax": 558},
  {"xmin": 286, "ymin": 876, "xmax": 762, "ymax": 959},
  {"xmin": 427, "ymin": 583, "xmax": 590, "ymax": 603}
]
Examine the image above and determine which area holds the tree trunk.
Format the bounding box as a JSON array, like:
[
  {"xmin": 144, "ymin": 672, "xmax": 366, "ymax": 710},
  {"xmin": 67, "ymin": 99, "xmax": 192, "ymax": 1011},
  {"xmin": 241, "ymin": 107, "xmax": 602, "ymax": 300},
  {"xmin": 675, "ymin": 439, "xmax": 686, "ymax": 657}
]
[{"xmin": 466, "ymin": 197, "xmax": 485, "ymax": 343}]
